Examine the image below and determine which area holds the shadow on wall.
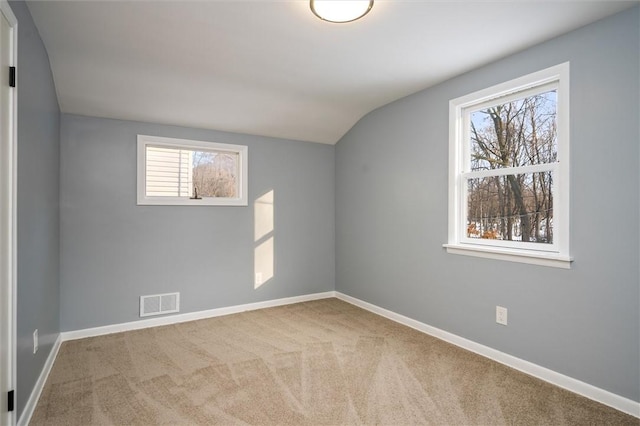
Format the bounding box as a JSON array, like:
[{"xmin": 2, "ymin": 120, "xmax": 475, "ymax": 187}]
[{"xmin": 254, "ymin": 190, "xmax": 274, "ymax": 289}]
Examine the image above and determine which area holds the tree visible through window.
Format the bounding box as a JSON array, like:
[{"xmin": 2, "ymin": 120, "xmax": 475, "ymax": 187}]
[
  {"xmin": 192, "ymin": 150, "xmax": 239, "ymax": 198},
  {"xmin": 467, "ymin": 91, "xmax": 557, "ymax": 244}
]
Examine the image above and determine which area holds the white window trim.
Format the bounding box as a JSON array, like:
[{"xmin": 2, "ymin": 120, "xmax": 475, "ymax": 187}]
[
  {"xmin": 444, "ymin": 63, "xmax": 572, "ymax": 269},
  {"xmin": 137, "ymin": 135, "xmax": 248, "ymax": 206}
]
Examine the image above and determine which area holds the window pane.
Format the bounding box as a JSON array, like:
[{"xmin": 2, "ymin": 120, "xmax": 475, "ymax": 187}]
[
  {"xmin": 146, "ymin": 146, "xmax": 192, "ymax": 197},
  {"xmin": 469, "ymin": 90, "xmax": 557, "ymax": 171},
  {"xmin": 146, "ymin": 146, "xmax": 239, "ymax": 198},
  {"xmin": 191, "ymin": 150, "xmax": 238, "ymax": 198},
  {"xmin": 467, "ymin": 172, "xmax": 553, "ymax": 244}
]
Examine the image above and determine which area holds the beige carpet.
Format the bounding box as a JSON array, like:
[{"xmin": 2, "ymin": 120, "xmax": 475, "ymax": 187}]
[{"xmin": 31, "ymin": 298, "xmax": 638, "ymax": 425}]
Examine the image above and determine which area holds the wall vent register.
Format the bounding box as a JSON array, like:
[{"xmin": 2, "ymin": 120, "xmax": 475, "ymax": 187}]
[{"xmin": 140, "ymin": 292, "xmax": 180, "ymax": 317}]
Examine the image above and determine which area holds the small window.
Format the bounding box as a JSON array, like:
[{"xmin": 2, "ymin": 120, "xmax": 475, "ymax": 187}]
[
  {"xmin": 137, "ymin": 135, "xmax": 248, "ymax": 206},
  {"xmin": 445, "ymin": 63, "xmax": 571, "ymax": 268}
]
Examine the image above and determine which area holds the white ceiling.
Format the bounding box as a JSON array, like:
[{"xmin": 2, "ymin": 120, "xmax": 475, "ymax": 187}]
[{"xmin": 27, "ymin": 0, "xmax": 636, "ymax": 145}]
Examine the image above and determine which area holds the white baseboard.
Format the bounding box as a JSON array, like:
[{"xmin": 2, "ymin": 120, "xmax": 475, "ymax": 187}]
[
  {"xmin": 61, "ymin": 291, "xmax": 337, "ymax": 341},
  {"xmin": 18, "ymin": 333, "xmax": 62, "ymax": 426},
  {"xmin": 335, "ymin": 291, "xmax": 640, "ymax": 419}
]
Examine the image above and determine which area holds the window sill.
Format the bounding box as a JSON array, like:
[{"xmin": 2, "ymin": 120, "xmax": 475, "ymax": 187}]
[
  {"xmin": 137, "ymin": 198, "xmax": 247, "ymax": 207},
  {"xmin": 443, "ymin": 243, "xmax": 572, "ymax": 269}
]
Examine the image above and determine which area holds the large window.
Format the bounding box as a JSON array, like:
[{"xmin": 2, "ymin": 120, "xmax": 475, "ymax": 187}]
[
  {"xmin": 445, "ymin": 63, "xmax": 571, "ymax": 268},
  {"xmin": 137, "ymin": 135, "xmax": 248, "ymax": 206}
]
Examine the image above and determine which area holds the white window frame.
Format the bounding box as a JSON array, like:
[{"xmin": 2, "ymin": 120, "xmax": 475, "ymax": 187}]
[
  {"xmin": 444, "ymin": 63, "xmax": 572, "ymax": 268},
  {"xmin": 137, "ymin": 135, "xmax": 248, "ymax": 206}
]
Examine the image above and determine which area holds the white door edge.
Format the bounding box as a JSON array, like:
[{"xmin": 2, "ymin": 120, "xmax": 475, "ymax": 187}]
[{"xmin": 0, "ymin": 1, "xmax": 17, "ymax": 424}]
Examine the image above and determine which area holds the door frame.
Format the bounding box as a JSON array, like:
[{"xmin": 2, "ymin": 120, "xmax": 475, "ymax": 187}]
[{"xmin": 0, "ymin": 0, "xmax": 17, "ymax": 424}]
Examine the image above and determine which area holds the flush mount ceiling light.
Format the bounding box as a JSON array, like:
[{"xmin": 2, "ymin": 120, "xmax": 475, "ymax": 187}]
[{"xmin": 310, "ymin": 0, "xmax": 374, "ymax": 23}]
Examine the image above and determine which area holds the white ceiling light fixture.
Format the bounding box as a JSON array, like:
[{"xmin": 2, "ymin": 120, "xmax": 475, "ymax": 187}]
[{"xmin": 310, "ymin": 0, "xmax": 374, "ymax": 23}]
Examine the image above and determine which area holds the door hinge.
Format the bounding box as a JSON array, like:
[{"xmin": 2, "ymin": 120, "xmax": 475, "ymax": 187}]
[
  {"xmin": 7, "ymin": 390, "xmax": 14, "ymax": 412},
  {"xmin": 9, "ymin": 66, "xmax": 15, "ymax": 87}
]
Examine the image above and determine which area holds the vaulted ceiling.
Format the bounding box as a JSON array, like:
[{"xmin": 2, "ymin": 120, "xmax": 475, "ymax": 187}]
[{"xmin": 27, "ymin": 1, "xmax": 636, "ymax": 144}]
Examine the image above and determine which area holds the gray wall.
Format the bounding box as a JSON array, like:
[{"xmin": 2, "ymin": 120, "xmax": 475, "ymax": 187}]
[
  {"xmin": 336, "ymin": 7, "xmax": 639, "ymax": 402},
  {"xmin": 10, "ymin": 0, "xmax": 61, "ymax": 417},
  {"xmin": 60, "ymin": 114, "xmax": 335, "ymax": 331}
]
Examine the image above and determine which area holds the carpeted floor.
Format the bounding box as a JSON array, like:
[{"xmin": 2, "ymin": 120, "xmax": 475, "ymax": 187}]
[{"xmin": 31, "ymin": 298, "xmax": 638, "ymax": 425}]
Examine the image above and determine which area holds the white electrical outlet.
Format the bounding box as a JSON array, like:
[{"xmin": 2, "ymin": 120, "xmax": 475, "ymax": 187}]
[
  {"xmin": 255, "ymin": 272, "xmax": 263, "ymax": 286},
  {"xmin": 33, "ymin": 329, "xmax": 38, "ymax": 354},
  {"xmin": 496, "ymin": 306, "xmax": 508, "ymax": 326}
]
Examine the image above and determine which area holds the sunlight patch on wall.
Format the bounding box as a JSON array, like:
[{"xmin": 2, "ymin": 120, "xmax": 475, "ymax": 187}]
[
  {"xmin": 255, "ymin": 190, "xmax": 274, "ymax": 241},
  {"xmin": 254, "ymin": 190, "xmax": 274, "ymax": 288}
]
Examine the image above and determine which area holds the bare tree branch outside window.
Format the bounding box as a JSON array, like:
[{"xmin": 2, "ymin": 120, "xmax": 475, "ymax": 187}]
[
  {"xmin": 467, "ymin": 91, "xmax": 557, "ymax": 243},
  {"xmin": 191, "ymin": 150, "xmax": 239, "ymax": 198}
]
